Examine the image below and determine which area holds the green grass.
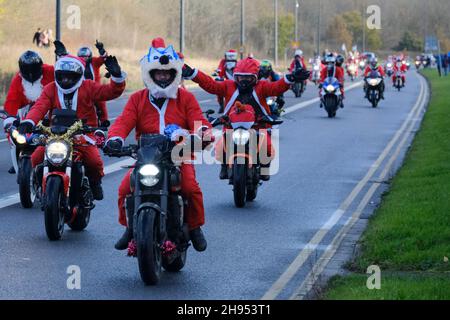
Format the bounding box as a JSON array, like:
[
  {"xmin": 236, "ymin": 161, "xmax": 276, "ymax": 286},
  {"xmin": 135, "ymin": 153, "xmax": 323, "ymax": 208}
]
[
  {"xmin": 322, "ymin": 70, "xmax": 450, "ymax": 300},
  {"xmin": 324, "ymin": 273, "xmax": 450, "ymax": 300}
]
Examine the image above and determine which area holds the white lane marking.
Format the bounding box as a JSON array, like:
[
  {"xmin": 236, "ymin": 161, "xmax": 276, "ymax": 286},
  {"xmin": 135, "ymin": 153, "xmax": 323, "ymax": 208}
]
[
  {"xmin": 199, "ymin": 99, "xmax": 213, "ymax": 104},
  {"xmin": 0, "ymin": 158, "xmax": 135, "ymax": 210},
  {"xmin": 261, "ymin": 74, "xmax": 426, "ymax": 300},
  {"xmin": 0, "ymin": 138, "xmax": 7, "ymax": 143},
  {"xmin": 290, "ymin": 78, "xmax": 428, "ymax": 299}
]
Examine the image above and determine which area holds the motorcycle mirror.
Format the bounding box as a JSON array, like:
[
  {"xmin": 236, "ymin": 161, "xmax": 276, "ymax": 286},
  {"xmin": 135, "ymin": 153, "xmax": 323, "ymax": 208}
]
[
  {"xmin": 42, "ymin": 117, "xmax": 50, "ymax": 127},
  {"xmin": 0, "ymin": 110, "xmax": 9, "ymax": 120},
  {"xmin": 205, "ymin": 109, "xmax": 215, "ymax": 116}
]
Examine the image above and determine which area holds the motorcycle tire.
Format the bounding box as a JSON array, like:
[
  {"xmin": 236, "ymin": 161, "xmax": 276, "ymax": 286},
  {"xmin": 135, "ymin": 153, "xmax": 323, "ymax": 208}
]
[
  {"xmin": 233, "ymin": 163, "xmax": 247, "ymax": 208},
  {"xmin": 18, "ymin": 157, "xmax": 36, "ymax": 208},
  {"xmin": 136, "ymin": 207, "xmax": 162, "ymax": 285},
  {"xmin": 68, "ymin": 207, "xmax": 91, "ymax": 231},
  {"xmin": 44, "ymin": 176, "xmax": 65, "ymax": 241},
  {"xmin": 162, "ymin": 250, "xmax": 187, "ymax": 273}
]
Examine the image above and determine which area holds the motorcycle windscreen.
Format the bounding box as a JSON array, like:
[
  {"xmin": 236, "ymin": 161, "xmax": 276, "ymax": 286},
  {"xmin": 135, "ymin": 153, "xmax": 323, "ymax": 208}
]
[
  {"xmin": 51, "ymin": 109, "xmax": 78, "ymax": 128},
  {"xmin": 137, "ymin": 134, "xmax": 173, "ymax": 164}
]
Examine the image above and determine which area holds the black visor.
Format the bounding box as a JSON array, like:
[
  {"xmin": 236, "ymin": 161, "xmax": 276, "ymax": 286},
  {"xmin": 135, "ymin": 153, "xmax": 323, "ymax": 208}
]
[
  {"xmin": 55, "ymin": 70, "xmax": 82, "ymax": 90},
  {"xmin": 150, "ymin": 69, "xmax": 177, "ymax": 89}
]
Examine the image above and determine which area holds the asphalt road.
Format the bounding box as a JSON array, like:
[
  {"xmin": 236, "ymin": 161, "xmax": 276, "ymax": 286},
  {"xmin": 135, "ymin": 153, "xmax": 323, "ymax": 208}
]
[{"xmin": 0, "ymin": 72, "xmax": 426, "ymax": 299}]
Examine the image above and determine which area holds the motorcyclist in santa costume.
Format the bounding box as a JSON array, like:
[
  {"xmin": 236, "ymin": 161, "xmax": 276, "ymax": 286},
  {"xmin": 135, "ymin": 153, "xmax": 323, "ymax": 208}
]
[
  {"xmin": 215, "ymin": 49, "xmax": 238, "ymax": 113},
  {"xmin": 18, "ymin": 54, "xmax": 127, "ymax": 201},
  {"xmin": 104, "ymin": 38, "xmax": 212, "ymax": 252},
  {"xmin": 182, "ymin": 56, "xmax": 310, "ymax": 181},
  {"xmin": 77, "ymin": 40, "xmax": 110, "ymax": 126},
  {"xmin": 3, "ymin": 51, "xmax": 55, "ymax": 174}
]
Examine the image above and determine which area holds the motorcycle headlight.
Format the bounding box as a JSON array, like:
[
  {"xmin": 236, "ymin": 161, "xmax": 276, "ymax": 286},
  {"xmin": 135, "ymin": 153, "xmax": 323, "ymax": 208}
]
[
  {"xmin": 387, "ymin": 63, "xmax": 392, "ymax": 68},
  {"xmin": 46, "ymin": 141, "xmax": 69, "ymax": 165},
  {"xmin": 139, "ymin": 164, "xmax": 160, "ymax": 187},
  {"xmin": 359, "ymin": 61, "xmax": 365, "ymax": 67},
  {"xmin": 232, "ymin": 129, "xmax": 250, "ymax": 145},
  {"xmin": 12, "ymin": 130, "xmax": 26, "ymax": 145},
  {"xmin": 368, "ymin": 79, "xmax": 380, "ymax": 86},
  {"xmin": 267, "ymin": 98, "xmax": 274, "ymax": 105},
  {"xmin": 313, "ymin": 65, "xmax": 320, "ymax": 71},
  {"xmin": 326, "ymin": 84, "xmax": 336, "ymax": 92}
]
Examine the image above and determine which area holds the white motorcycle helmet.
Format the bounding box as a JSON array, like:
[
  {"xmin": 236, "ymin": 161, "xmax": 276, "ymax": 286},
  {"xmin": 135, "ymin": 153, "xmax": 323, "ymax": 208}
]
[{"xmin": 295, "ymin": 49, "xmax": 303, "ymax": 57}]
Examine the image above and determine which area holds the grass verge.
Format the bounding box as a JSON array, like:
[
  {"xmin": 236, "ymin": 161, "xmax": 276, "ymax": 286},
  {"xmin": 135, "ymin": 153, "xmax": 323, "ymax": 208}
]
[{"xmin": 321, "ymin": 69, "xmax": 450, "ymax": 300}]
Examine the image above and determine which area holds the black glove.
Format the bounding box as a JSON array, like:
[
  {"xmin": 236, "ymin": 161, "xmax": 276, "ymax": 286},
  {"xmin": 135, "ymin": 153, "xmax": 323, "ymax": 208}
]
[
  {"xmin": 287, "ymin": 68, "xmax": 311, "ymax": 83},
  {"xmin": 104, "ymin": 56, "xmax": 122, "ymax": 78},
  {"xmin": 182, "ymin": 64, "xmax": 195, "ymax": 79},
  {"xmin": 54, "ymin": 40, "xmax": 68, "ymax": 58},
  {"xmin": 276, "ymin": 96, "xmax": 285, "ymax": 108},
  {"xmin": 100, "ymin": 120, "xmax": 110, "ymax": 128},
  {"xmin": 18, "ymin": 121, "xmax": 33, "ymax": 135},
  {"xmin": 104, "ymin": 139, "xmax": 123, "ymax": 154},
  {"xmin": 95, "ymin": 40, "xmax": 106, "ymax": 56}
]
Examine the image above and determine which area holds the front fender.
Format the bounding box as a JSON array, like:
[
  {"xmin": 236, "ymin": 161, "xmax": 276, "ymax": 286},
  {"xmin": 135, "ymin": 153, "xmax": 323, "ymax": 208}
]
[{"xmin": 43, "ymin": 172, "xmax": 70, "ymax": 197}]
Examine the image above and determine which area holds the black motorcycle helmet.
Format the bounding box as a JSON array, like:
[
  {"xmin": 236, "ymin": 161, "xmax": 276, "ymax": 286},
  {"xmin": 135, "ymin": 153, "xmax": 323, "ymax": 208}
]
[
  {"xmin": 18, "ymin": 51, "xmax": 43, "ymax": 83},
  {"xmin": 336, "ymin": 55, "xmax": 345, "ymax": 67},
  {"xmin": 77, "ymin": 47, "xmax": 93, "ymax": 62}
]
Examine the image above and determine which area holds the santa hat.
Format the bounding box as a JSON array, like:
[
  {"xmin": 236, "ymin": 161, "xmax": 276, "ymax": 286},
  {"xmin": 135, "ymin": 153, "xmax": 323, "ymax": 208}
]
[
  {"xmin": 55, "ymin": 54, "xmax": 86, "ymax": 72},
  {"xmin": 225, "ymin": 49, "xmax": 238, "ymax": 61},
  {"xmin": 140, "ymin": 37, "xmax": 183, "ymax": 99},
  {"xmin": 233, "ymin": 57, "xmax": 260, "ymax": 78}
]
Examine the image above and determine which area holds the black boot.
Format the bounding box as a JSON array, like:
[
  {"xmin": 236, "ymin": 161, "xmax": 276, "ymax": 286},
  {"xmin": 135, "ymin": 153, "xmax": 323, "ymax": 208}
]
[
  {"xmin": 90, "ymin": 180, "xmax": 104, "ymax": 201},
  {"xmin": 219, "ymin": 164, "xmax": 228, "ymax": 180},
  {"xmin": 115, "ymin": 200, "xmax": 134, "ymax": 250},
  {"xmin": 8, "ymin": 166, "xmax": 15, "ymax": 174},
  {"xmin": 189, "ymin": 227, "xmax": 207, "ymax": 252}
]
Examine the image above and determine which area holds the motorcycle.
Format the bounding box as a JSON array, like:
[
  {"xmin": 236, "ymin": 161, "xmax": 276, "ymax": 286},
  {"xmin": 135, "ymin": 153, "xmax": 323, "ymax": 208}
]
[
  {"xmin": 385, "ymin": 62, "xmax": 394, "ymax": 77},
  {"xmin": 1, "ymin": 109, "xmax": 41, "ymax": 208},
  {"xmin": 104, "ymin": 131, "xmax": 198, "ymax": 285},
  {"xmin": 209, "ymin": 108, "xmax": 282, "ymax": 208},
  {"xmin": 347, "ymin": 63, "xmax": 358, "ymax": 81},
  {"xmin": 266, "ymin": 96, "xmax": 284, "ymax": 123},
  {"xmin": 18, "ymin": 109, "xmax": 108, "ymax": 240},
  {"xmin": 311, "ymin": 63, "xmax": 321, "ymax": 85},
  {"xmin": 393, "ymin": 71, "xmax": 404, "ymax": 91},
  {"xmin": 365, "ymin": 71, "xmax": 383, "ymax": 108},
  {"xmin": 291, "ymin": 81, "xmax": 306, "ymax": 98},
  {"xmin": 415, "ymin": 60, "xmax": 422, "ymax": 70},
  {"xmin": 359, "ymin": 59, "xmax": 366, "ymax": 71},
  {"xmin": 320, "ymin": 77, "xmax": 342, "ymax": 118}
]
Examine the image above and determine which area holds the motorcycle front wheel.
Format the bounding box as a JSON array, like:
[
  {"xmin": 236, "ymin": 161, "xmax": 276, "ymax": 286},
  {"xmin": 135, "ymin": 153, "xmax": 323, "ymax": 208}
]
[
  {"xmin": 44, "ymin": 176, "xmax": 65, "ymax": 241},
  {"xmin": 233, "ymin": 163, "xmax": 247, "ymax": 208},
  {"xmin": 136, "ymin": 208, "xmax": 162, "ymax": 285},
  {"xmin": 18, "ymin": 157, "xmax": 36, "ymax": 208}
]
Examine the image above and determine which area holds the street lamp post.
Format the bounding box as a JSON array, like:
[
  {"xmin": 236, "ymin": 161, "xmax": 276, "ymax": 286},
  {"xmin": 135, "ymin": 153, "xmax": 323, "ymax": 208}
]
[
  {"xmin": 317, "ymin": 0, "xmax": 321, "ymax": 56},
  {"xmin": 240, "ymin": 0, "xmax": 245, "ymax": 59},
  {"xmin": 56, "ymin": 0, "xmax": 61, "ymax": 41},
  {"xmin": 295, "ymin": 1, "xmax": 299, "ymax": 44},
  {"xmin": 180, "ymin": 0, "xmax": 185, "ymax": 53},
  {"xmin": 274, "ymin": 0, "xmax": 278, "ymax": 66}
]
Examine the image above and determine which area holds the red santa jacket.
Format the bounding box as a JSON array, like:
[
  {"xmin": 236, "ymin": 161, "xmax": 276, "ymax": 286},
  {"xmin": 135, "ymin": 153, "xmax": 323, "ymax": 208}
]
[
  {"xmin": 189, "ymin": 69, "xmax": 291, "ymax": 116},
  {"xmin": 364, "ymin": 65, "xmax": 386, "ymax": 77},
  {"xmin": 217, "ymin": 59, "xmax": 234, "ymax": 80},
  {"xmin": 4, "ymin": 64, "xmax": 54, "ymax": 116},
  {"xmin": 320, "ymin": 66, "xmax": 345, "ymax": 84},
  {"xmin": 25, "ymin": 79, "xmax": 125, "ymax": 128},
  {"xmin": 108, "ymin": 88, "xmax": 211, "ymax": 142},
  {"xmin": 90, "ymin": 56, "xmax": 106, "ymax": 83},
  {"xmin": 393, "ymin": 62, "xmax": 408, "ymax": 73},
  {"xmin": 289, "ymin": 57, "xmax": 306, "ymax": 72}
]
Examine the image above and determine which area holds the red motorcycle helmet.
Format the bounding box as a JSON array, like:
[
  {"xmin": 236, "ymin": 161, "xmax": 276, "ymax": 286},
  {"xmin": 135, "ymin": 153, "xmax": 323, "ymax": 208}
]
[{"xmin": 233, "ymin": 58, "xmax": 260, "ymax": 92}]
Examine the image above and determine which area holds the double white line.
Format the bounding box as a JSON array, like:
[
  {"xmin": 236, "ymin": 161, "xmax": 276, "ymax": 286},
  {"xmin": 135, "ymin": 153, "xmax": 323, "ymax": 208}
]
[{"xmin": 261, "ymin": 73, "xmax": 428, "ymax": 300}]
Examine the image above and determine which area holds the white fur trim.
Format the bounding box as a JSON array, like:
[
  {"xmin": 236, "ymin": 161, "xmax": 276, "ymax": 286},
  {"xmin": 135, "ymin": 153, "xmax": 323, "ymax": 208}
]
[
  {"xmin": 140, "ymin": 45, "xmax": 183, "ymax": 99},
  {"xmin": 3, "ymin": 117, "xmax": 16, "ymax": 129},
  {"xmin": 106, "ymin": 136, "xmax": 125, "ymax": 145},
  {"xmin": 148, "ymin": 93, "xmax": 169, "ymax": 134},
  {"xmin": 21, "ymin": 77, "xmax": 43, "ymax": 102},
  {"xmin": 111, "ymin": 71, "xmax": 127, "ymax": 84},
  {"xmin": 284, "ymin": 74, "xmax": 294, "ymax": 85},
  {"xmin": 184, "ymin": 68, "xmax": 198, "ymax": 81}
]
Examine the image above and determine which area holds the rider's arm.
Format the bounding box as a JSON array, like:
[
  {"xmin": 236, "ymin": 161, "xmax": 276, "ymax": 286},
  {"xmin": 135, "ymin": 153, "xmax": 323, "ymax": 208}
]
[
  {"xmin": 23, "ymin": 84, "xmax": 54, "ymax": 126},
  {"xmin": 92, "ymin": 56, "xmax": 106, "ymax": 68},
  {"xmin": 107, "ymin": 92, "xmax": 139, "ymax": 142},
  {"xmin": 87, "ymin": 74, "xmax": 126, "ymax": 102},
  {"xmin": 260, "ymin": 75, "xmax": 292, "ymax": 98},
  {"xmin": 188, "ymin": 69, "xmax": 227, "ymax": 97},
  {"xmin": 182, "ymin": 90, "xmax": 212, "ymax": 132},
  {"xmin": 4, "ymin": 73, "xmax": 26, "ymax": 117}
]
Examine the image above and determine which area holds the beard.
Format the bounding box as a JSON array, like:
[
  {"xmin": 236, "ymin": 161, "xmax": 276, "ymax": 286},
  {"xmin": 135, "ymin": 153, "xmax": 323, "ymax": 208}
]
[{"xmin": 21, "ymin": 76, "xmax": 43, "ymax": 102}]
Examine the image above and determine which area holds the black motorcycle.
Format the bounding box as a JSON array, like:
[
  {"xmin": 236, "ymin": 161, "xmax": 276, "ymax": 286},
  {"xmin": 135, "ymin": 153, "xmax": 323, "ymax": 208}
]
[
  {"xmin": 105, "ymin": 133, "xmax": 196, "ymax": 285},
  {"xmin": 1, "ymin": 110, "xmax": 40, "ymax": 208}
]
